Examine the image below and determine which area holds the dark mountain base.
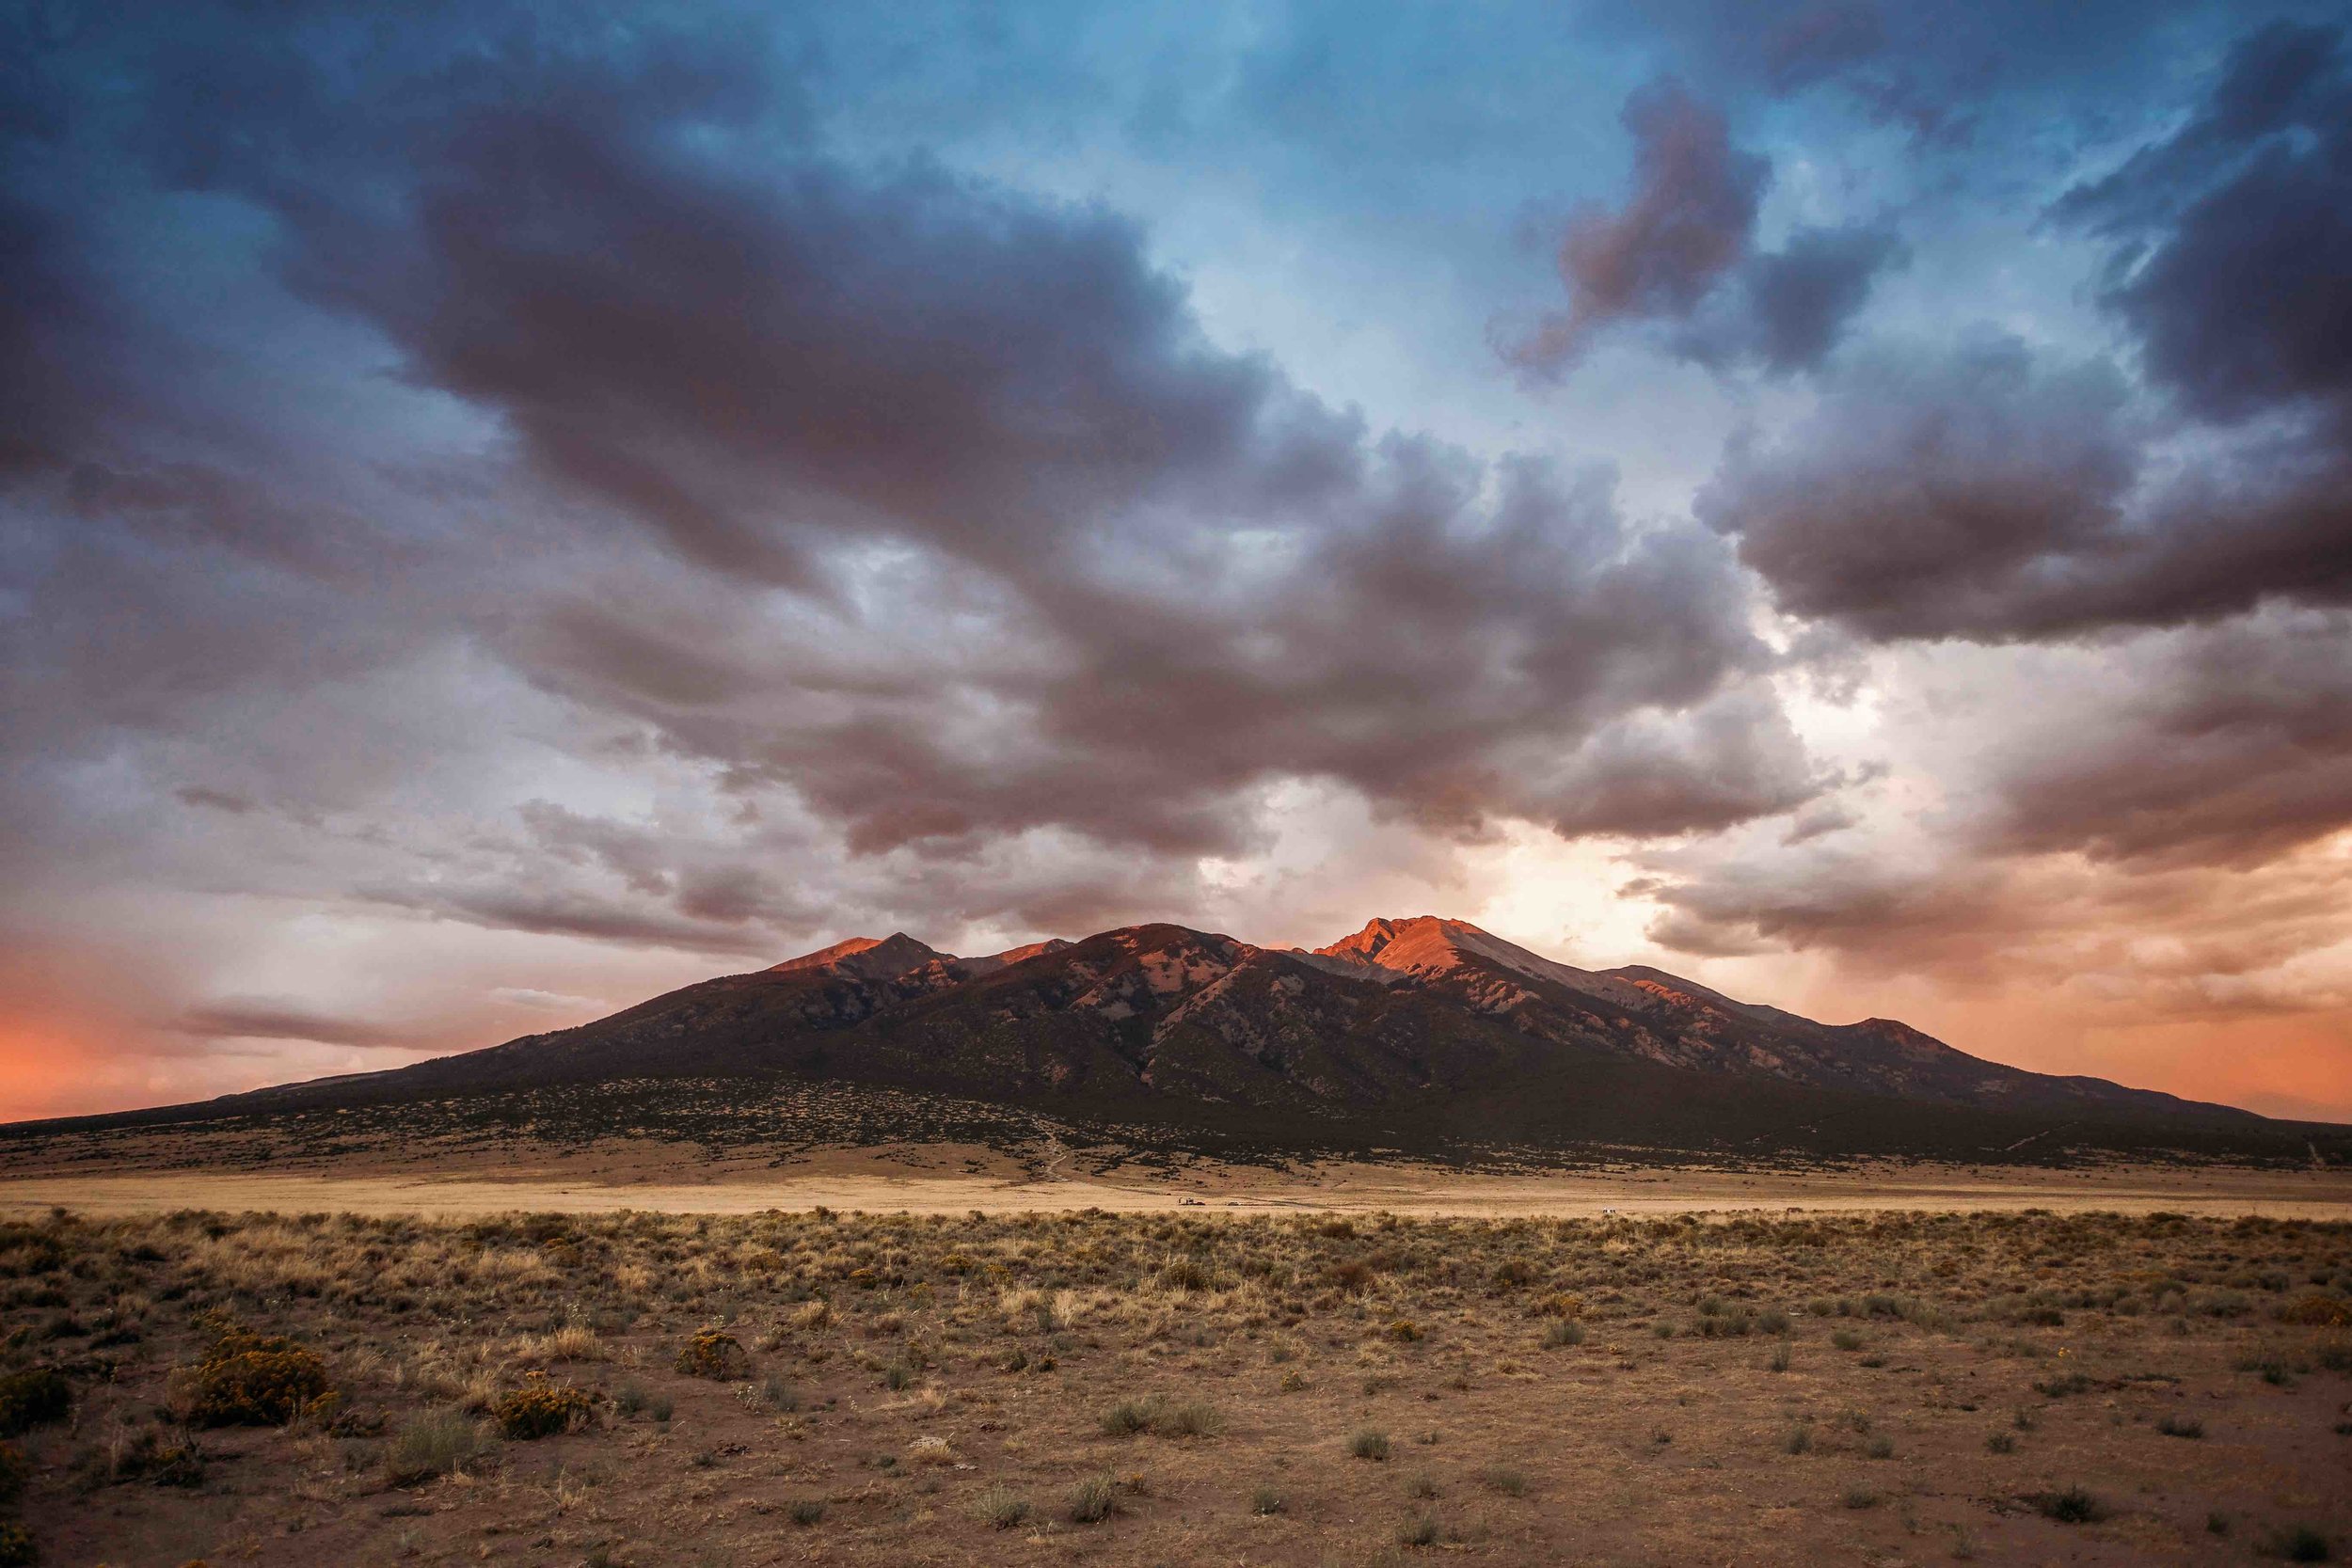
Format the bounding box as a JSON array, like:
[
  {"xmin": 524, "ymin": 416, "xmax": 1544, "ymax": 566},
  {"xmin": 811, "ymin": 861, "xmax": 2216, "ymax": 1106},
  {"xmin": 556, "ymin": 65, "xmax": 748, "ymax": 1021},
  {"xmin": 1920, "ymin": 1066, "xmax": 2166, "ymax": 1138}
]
[{"xmin": 9, "ymin": 1065, "xmax": 2343, "ymax": 1175}]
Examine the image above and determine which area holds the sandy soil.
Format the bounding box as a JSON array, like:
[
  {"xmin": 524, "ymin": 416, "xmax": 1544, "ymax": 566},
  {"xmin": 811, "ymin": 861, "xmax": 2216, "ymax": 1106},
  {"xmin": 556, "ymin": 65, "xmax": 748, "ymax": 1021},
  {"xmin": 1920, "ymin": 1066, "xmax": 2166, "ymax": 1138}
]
[{"xmin": 7, "ymin": 1149, "xmax": 2351, "ymax": 1219}]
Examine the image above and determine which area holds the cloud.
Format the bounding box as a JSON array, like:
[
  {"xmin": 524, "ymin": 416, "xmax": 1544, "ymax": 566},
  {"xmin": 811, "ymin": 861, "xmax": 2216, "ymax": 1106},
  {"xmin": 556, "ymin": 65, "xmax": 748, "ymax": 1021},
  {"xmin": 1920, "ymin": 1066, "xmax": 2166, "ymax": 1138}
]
[
  {"xmin": 1964, "ymin": 610, "xmax": 2352, "ymax": 869},
  {"xmin": 1701, "ymin": 334, "xmax": 2352, "ymax": 641},
  {"xmin": 1677, "ymin": 221, "xmax": 1908, "ymax": 375},
  {"xmin": 1502, "ymin": 78, "xmax": 1768, "ymax": 373},
  {"xmin": 2055, "ymin": 21, "xmax": 2352, "ymax": 424},
  {"xmin": 173, "ymin": 1001, "xmax": 421, "ymax": 1051},
  {"xmin": 1502, "ymin": 78, "xmax": 1901, "ymax": 377}
]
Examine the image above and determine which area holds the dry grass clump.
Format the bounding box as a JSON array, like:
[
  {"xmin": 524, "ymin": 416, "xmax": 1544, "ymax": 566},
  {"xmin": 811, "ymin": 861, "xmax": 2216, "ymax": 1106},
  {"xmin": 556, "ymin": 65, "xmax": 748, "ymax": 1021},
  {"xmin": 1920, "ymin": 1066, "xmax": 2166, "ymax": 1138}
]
[
  {"xmin": 1100, "ymin": 1394, "xmax": 1223, "ymax": 1437},
  {"xmin": 1067, "ymin": 1472, "xmax": 1120, "ymax": 1523},
  {"xmin": 2279, "ymin": 1294, "xmax": 2351, "ymax": 1327},
  {"xmin": 387, "ymin": 1407, "xmax": 485, "ymax": 1482},
  {"xmin": 973, "ymin": 1481, "xmax": 1031, "ymax": 1528}
]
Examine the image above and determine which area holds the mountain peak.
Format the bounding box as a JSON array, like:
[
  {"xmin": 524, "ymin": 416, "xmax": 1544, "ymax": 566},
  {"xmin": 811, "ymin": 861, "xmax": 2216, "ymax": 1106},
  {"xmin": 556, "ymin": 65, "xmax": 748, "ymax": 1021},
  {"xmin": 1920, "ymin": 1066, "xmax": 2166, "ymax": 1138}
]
[
  {"xmin": 771, "ymin": 932, "xmax": 946, "ymax": 981},
  {"xmin": 1317, "ymin": 914, "xmax": 1472, "ymax": 963}
]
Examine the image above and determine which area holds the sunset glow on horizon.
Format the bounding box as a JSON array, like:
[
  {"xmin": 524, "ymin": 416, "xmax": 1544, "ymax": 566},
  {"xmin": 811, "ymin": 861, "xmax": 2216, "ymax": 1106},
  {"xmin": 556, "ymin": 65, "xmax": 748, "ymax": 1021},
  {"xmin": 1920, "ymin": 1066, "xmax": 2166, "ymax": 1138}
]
[{"xmin": 5, "ymin": 1, "xmax": 2350, "ymax": 1125}]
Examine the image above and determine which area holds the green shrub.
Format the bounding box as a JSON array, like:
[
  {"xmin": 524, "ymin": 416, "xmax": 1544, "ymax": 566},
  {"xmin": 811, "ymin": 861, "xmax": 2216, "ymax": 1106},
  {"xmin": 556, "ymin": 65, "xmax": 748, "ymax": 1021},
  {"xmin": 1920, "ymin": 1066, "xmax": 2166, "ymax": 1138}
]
[
  {"xmin": 2156, "ymin": 1414, "xmax": 2203, "ymax": 1439},
  {"xmin": 1542, "ymin": 1320, "xmax": 1584, "ymax": 1348},
  {"xmin": 788, "ymin": 1499, "xmax": 825, "ymax": 1527},
  {"xmin": 183, "ymin": 1324, "xmax": 333, "ymax": 1428},
  {"xmin": 0, "ymin": 1370, "xmax": 70, "ymax": 1437},
  {"xmin": 1349, "ymin": 1427, "xmax": 1391, "ymax": 1461},
  {"xmin": 492, "ymin": 1377, "xmax": 596, "ymax": 1439},
  {"xmin": 675, "ymin": 1328, "xmax": 751, "ymax": 1380},
  {"xmin": 1250, "ymin": 1484, "xmax": 1285, "ymax": 1514}
]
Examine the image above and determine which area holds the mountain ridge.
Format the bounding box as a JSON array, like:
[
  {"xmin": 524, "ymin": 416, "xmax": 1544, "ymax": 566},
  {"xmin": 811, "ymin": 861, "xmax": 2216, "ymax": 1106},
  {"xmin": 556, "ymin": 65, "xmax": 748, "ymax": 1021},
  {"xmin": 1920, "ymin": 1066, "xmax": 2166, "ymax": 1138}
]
[{"xmin": 12, "ymin": 914, "xmax": 2338, "ymax": 1164}]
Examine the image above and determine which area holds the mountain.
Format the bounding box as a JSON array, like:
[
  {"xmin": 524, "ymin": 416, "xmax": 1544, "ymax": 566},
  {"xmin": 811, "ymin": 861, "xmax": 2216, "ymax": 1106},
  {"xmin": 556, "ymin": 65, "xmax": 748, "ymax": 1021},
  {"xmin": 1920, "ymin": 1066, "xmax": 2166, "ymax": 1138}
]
[{"xmin": 19, "ymin": 916, "xmax": 2338, "ymax": 1164}]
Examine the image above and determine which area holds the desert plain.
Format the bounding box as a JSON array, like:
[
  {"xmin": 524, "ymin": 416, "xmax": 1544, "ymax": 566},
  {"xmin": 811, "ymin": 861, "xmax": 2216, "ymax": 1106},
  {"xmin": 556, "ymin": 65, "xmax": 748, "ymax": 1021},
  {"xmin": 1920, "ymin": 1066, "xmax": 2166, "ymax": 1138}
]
[{"xmin": 1, "ymin": 1146, "xmax": 2348, "ymax": 1568}]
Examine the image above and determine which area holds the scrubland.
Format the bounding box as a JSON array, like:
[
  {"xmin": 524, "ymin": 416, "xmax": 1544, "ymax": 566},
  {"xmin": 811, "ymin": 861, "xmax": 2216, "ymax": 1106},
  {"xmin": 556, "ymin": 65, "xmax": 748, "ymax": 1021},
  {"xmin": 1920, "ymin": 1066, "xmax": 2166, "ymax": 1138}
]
[{"xmin": 3, "ymin": 1205, "xmax": 2349, "ymax": 1565}]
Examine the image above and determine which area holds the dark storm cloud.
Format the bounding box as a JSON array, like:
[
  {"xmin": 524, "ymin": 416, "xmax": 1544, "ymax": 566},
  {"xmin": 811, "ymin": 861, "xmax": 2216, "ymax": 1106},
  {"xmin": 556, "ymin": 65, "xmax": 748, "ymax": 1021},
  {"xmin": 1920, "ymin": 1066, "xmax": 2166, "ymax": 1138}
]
[
  {"xmin": 2055, "ymin": 21, "xmax": 2352, "ymax": 424},
  {"xmin": 0, "ymin": 0, "xmax": 1837, "ymax": 978},
  {"xmin": 1504, "ymin": 78, "xmax": 1901, "ymax": 377},
  {"xmin": 81, "ymin": 9, "xmax": 1810, "ymax": 862},
  {"xmin": 173, "ymin": 1002, "xmax": 418, "ymax": 1051},
  {"xmin": 1979, "ymin": 611, "xmax": 2352, "ymax": 869},
  {"xmin": 1699, "ymin": 334, "xmax": 2352, "ymax": 641},
  {"xmin": 1695, "ymin": 20, "xmax": 2352, "ymax": 646},
  {"xmin": 1672, "ymin": 221, "xmax": 1908, "ymax": 376}
]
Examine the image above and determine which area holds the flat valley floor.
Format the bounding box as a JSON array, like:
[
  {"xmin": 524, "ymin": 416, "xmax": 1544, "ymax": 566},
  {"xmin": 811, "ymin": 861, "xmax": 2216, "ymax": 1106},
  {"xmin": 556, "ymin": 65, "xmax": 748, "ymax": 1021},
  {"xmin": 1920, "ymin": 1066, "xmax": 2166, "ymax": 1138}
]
[
  {"xmin": 5, "ymin": 1136, "xmax": 2352, "ymax": 1221},
  {"xmin": 2, "ymin": 1162, "xmax": 2350, "ymax": 1566}
]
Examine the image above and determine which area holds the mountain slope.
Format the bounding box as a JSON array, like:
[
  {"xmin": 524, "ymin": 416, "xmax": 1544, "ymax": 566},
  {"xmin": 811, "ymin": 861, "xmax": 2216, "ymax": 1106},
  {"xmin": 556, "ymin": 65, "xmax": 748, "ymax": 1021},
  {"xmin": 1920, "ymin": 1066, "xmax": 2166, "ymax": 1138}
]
[{"xmin": 19, "ymin": 915, "xmax": 2332, "ymax": 1163}]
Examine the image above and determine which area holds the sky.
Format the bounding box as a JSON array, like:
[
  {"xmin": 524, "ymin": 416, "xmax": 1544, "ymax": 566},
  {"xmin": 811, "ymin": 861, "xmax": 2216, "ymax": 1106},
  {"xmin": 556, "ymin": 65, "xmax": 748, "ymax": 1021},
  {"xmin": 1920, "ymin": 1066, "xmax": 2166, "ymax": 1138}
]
[{"xmin": 4, "ymin": 0, "xmax": 2350, "ymax": 1123}]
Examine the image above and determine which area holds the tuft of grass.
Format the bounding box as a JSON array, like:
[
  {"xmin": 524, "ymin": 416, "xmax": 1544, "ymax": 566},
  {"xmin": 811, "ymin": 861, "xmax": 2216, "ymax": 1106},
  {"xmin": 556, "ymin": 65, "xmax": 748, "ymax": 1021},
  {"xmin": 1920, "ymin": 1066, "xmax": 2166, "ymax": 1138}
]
[
  {"xmin": 1478, "ymin": 1465, "xmax": 1527, "ymax": 1497},
  {"xmin": 1349, "ymin": 1427, "xmax": 1391, "ymax": 1462},
  {"xmin": 1542, "ymin": 1319, "xmax": 1585, "ymax": 1349},
  {"xmin": 1984, "ymin": 1431, "xmax": 2016, "ymax": 1454},
  {"xmin": 1397, "ymin": 1513, "xmax": 1441, "ymax": 1547},
  {"xmin": 2033, "ymin": 1486, "xmax": 2105, "ymax": 1525},
  {"xmin": 1100, "ymin": 1394, "xmax": 1223, "ymax": 1438},
  {"xmin": 2257, "ymin": 1525, "xmax": 2331, "ymax": 1562},
  {"xmin": 788, "ymin": 1498, "xmax": 825, "ymax": 1527},
  {"xmin": 1832, "ymin": 1328, "xmax": 1864, "ymax": 1352},
  {"xmin": 1067, "ymin": 1473, "xmax": 1120, "ymax": 1525},
  {"xmin": 2156, "ymin": 1414, "xmax": 2203, "ymax": 1439},
  {"xmin": 1785, "ymin": 1425, "xmax": 1813, "ymax": 1455},
  {"xmin": 974, "ymin": 1483, "xmax": 1031, "ymax": 1530},
  {"xmin": 1250, "ymin": 1483, "xmax": 1285, "ymax": 1515},
  {"xmin": 1866, "ymin": 1435, "xmax": 1895, "ymax": 1460},
  {"xmin": 386, "ymin": 1408, "xmax": 483, "ymax": 1484},
  {"xmin": 1843, "ymin": 1485, "xmax": 1880, "ymax": 1510},
  {"xmin": 1768, "ymin": 1341, "xmax": 1792, "ymax": 1372}
]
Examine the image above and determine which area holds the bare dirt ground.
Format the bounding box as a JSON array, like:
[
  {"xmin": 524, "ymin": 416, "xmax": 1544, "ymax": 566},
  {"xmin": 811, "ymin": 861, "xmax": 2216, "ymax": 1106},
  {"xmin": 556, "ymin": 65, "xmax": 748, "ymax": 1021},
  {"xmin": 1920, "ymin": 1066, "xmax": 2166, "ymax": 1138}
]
[{"xmin": 4, "ymin": 1197, "xmax": 2350, "ymax": 1566}]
